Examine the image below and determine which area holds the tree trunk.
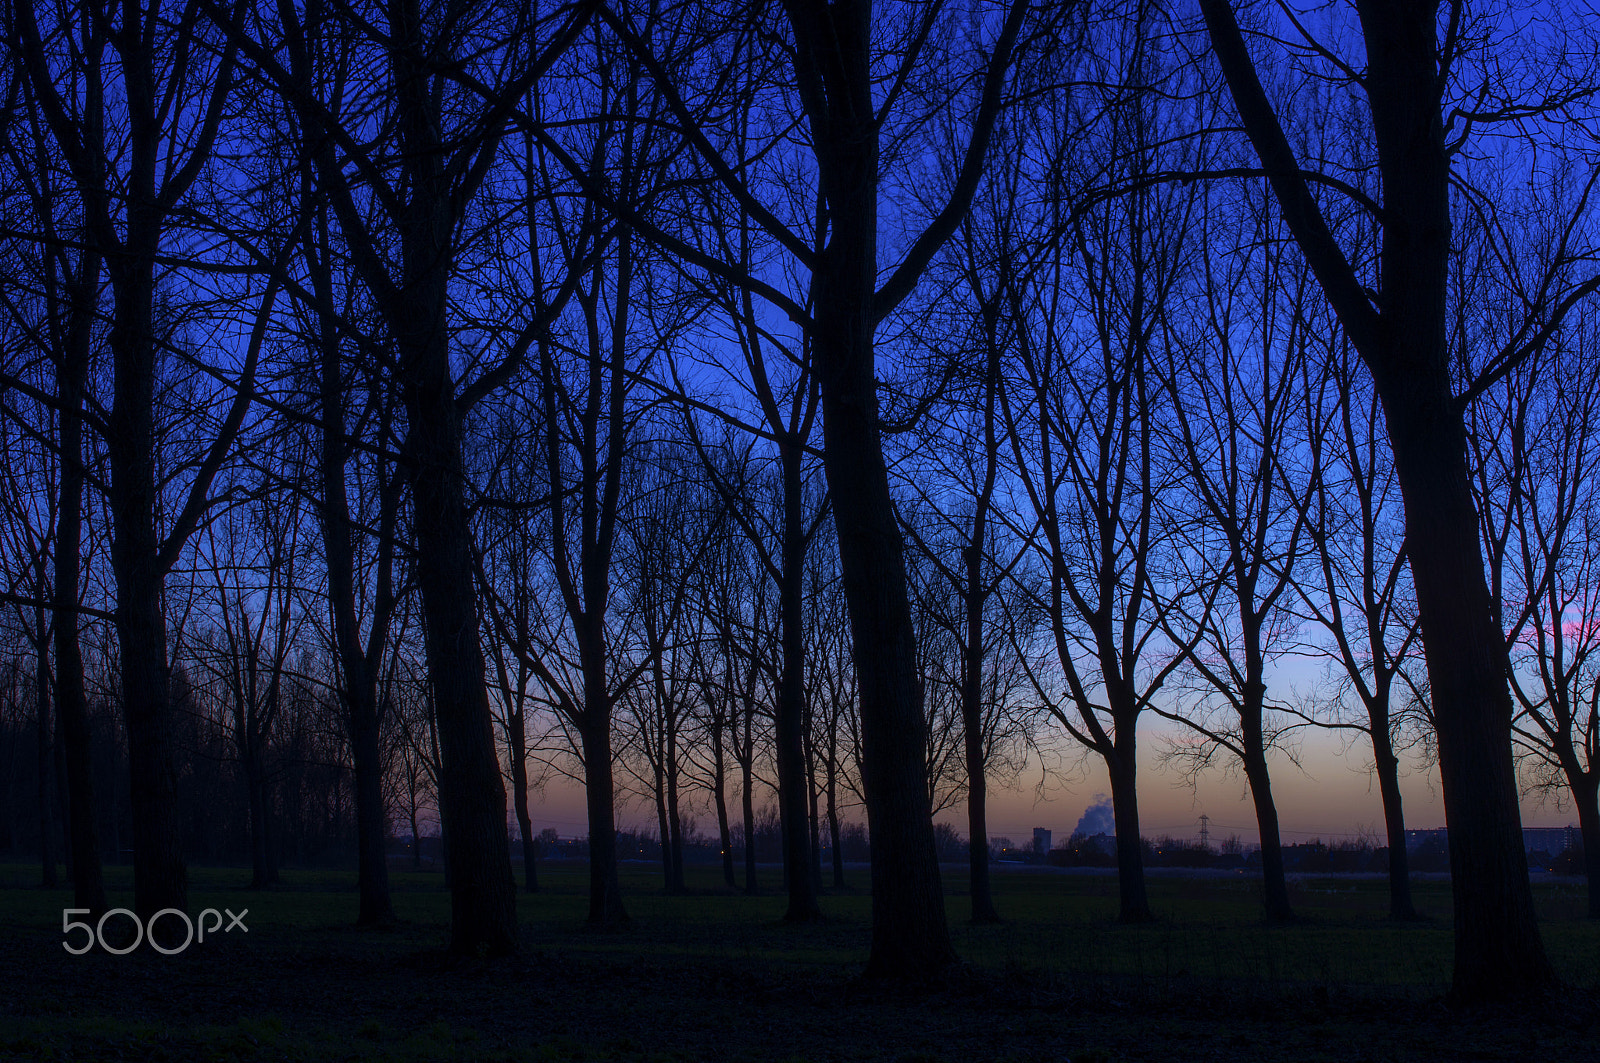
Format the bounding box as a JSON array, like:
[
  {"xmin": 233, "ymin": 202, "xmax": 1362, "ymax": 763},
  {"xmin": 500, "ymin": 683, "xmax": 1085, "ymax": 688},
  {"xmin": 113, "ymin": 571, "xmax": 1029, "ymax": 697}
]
[
  {"xmin": 777, "ymin": 442, "xmax": 822, "ymax": 921},
  {"xmin": 36, "ymin": 632, "xmax": 56, "ymax": 888},
  {"xmin": 961, "ymin": 511, "xmax": 998, "ymax": 924},
  {"xmin": 813, "ymin": 275, "xmax": 953, "ymax": 974},
  {"xmin": 646, "ymin": 631, "xmax": 685, "ymax": 896},
  {"xmin": 517, "ymin": 810, "xmax": 539, "ymax": 895},
  {"xmin": 356, "ymin": 0, "xmax": 522, "ymax": 955},
  {"xmin": 1365, "ymin": 0, "xmax": 1551, "ymax": 996},
  {"xmin": 245, "ymin": 749, "xmax": 276, "ymax": 888},
  {"xmin": 795, "ymin": 0, "xmax": 954, "ymax": 975},
  {"xmin": 1240, "ymin": 687, "xmax": 1292, "ymax": 922},
  {"xmin": 15, "ymin": 0, "xmax": 199, "ymax": 937},
  {"xmin": 666, "ymin": 723, "xmax": 685, "ymax": 894},
  {"xmin": 577, "ymin": 605, "xmax": 626, "ymax": 923},
  {"xmin": 53, "ymin": 315, "xmax": 105, "ymax": 912},
  {"xmin": 107, "ymin": 255, "xmax": 187, "ymax": 929},
  {"xmin": 55, "ymin": 712, "xmax": 72, "ymax": 882},
  {"xmin": 399, "ymin": 290, "xmax": 518, "ymax": 954},
  {"xmin": 813, "ymin": 243, "xmax": 953, "ymax": 977},
  {"xmin": 1572, "ymin": 773, "xmax": 1600, "ymax": 920},
  {"xmin": 963, "ymin": 755, "xmax": 997, "ymax": 924},
  {"xmin": 654, "ymin": 758, "xmax": 672, "ymax": 891},
  {"xmin": 509, "ymin": 713, "xmax": 539, "ymax": 893},
  {"xmin": 439, "ymin": 814, "xmax": 450, "ymax": 887},
  {"xmin": 713, "ymin": 716, "xmax": 735, "ymax": 888},
  {"xmin": 961, "ymin": 653, "xmax": 999, "ymax": 924},
  {"xmin": 311, "ymin": 203, "xmax": 395, "ymax": 927},
  {"xmin": 579, "ymin": 705, "xmax": 627, "ymax": 926},
  {"xmin": 807, "ymin": 742, "xmax": 823, "ymax": 892},
  {"xmin": 740, "ymin": 741, "xmax": 758, "ymax": 894},
  {"xmin": 1385, "ymin": 405, "xmax": 1553, "ymax": 993},
  {"xmin": 1106, "ymin": 737, "xmax": 1152, "ymax": 923},
  {"xmin": 351, "ymin": 690, "xmax": 394, "ymax": 918},
  {"xmin": 1370, "ymin": 705, "xmax": 1417, "ymax": 920},
  {"xmin": 961, "ymin": 298, "xmax": 1006, "ymax": 925},
  {"xmin": 827, "ymin": 750, "xmax": 845, "ymax": 889}
]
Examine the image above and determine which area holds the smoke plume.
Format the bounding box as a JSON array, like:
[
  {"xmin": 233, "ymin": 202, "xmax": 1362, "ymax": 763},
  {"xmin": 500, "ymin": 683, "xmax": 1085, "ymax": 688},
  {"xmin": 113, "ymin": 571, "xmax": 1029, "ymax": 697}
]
[{"xmin": 1074, "ymin": 795, "xmax": 1115, "ymax": 837}]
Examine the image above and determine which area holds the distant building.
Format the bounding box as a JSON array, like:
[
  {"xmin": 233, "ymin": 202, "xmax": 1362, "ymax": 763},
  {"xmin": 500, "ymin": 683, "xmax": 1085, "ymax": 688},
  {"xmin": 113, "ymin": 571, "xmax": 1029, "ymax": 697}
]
[
  {"xmin": 1407, "ymin": 826, "xmax": 1580, "ymax": 859},
  {"xmin": 1033, "ymin": 828, "xmax": 1052, "ymax": 855},
  {"xmin": 1404, "ymin": 828, "xmax": 1448, "ymax": 853},
  {"xmin": 1522, "ymin": 827, "xmax": 1576, "ymax": 856}
]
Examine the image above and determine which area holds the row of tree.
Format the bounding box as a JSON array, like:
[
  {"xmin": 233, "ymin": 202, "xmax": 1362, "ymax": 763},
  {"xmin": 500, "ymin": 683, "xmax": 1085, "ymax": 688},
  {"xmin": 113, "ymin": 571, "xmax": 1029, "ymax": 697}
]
[{"xmin": 2, "ymin": 0, "xmax": 1597, "ymax": 1001}]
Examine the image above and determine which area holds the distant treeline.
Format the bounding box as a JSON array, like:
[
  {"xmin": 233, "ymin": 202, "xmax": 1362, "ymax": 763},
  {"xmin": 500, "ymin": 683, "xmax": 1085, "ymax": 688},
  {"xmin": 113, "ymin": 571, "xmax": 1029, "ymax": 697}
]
[{"xmin": 1046, "ymin": 833, "xmax": 1590, "ymax": 875}]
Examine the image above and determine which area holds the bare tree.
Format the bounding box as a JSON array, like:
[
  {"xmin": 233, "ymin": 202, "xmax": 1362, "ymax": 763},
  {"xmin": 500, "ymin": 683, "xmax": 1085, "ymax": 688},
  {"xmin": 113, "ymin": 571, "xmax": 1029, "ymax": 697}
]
[
  {"xmin": 1295, "ymin": 330, "xmax": 1423, "ymax": 921},
  {"xmin": 13, "ymin": 0, "xmax": 275, "ymax": 928},
  {"xmin": 1197, "ymin": 0, "xmax": 1600, "ymax": 997},
  {"xmin": 190, "ymin": 466, "xmax": 307, "ymax": 889},
  {"xmin": 1469, "ymin": 312, "xmax": 1600, "ymax": 918},
  {"xmin": 675, "ymin": 279, "xmax": 829, "ymax": 919},
  {"xmin": 0, "ymin": 65, "xmax": 112, "ymax": 907},
  {"xmin": 580, "ymin": 0, "xmax": 1039, "ymax": 978},
  {"xmin": 520, "ymin": 62, "xmax": 674, "ymax": 921},
  {"xmin": 0, "ymin": 394, "xmax": 59, "ymax": 888},
  {"xmin": 616, "ymin": 446, "xmax": 718, "ymax": 895},
  {"xmin": 477, "ymin": 441, "xmax": 549, "ymax": 894},
  {"xmin": 996, "ymin": 17, "xmax": 1202, "ymax": 922},
  {"xmin": 229, "ymin": 0, "xmax": 599, "ymax": 953},
  {"xmin": 710, "ymin": 520, "xmax": 780, "ymax": 895},
  {"xmin": 278, "ymin": 130, "xmax": 409, "ymax": 924},
  {"xmin": 899, "ymin": 204, "xmax": 1015, "ymax": 923},
  {"xmin": 1154, "ymin": 195, "xmax": 1317, "ymax": 923},
  {"xmin": 804, "ymin": 544, "xmax": 858, "ymax": 890},
  {"xmin": 684, "ymin": 483, "xmax": 774, "ymax": 893}
]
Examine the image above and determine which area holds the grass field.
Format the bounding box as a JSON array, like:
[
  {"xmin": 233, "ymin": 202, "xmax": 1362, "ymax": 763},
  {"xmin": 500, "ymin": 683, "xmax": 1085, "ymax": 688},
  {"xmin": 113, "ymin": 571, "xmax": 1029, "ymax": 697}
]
[{"xmin": 0, "ymin": 861, "xmax": 1595, "ymax": 1061}]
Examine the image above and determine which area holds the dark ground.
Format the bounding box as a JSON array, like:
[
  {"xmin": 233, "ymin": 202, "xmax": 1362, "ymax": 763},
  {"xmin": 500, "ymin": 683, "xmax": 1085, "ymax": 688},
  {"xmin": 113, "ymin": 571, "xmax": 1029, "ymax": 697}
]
[{"xmin": 0, "ymin": 862, "xmax": 1595, "ymax": 1062}]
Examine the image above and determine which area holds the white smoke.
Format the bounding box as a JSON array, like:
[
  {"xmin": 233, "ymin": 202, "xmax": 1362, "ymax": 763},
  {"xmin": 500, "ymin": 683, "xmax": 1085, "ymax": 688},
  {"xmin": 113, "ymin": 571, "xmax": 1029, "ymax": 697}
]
[{"xmin": 1073, "ymin": 794, "xmax": 1115, "ymax": 836}]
